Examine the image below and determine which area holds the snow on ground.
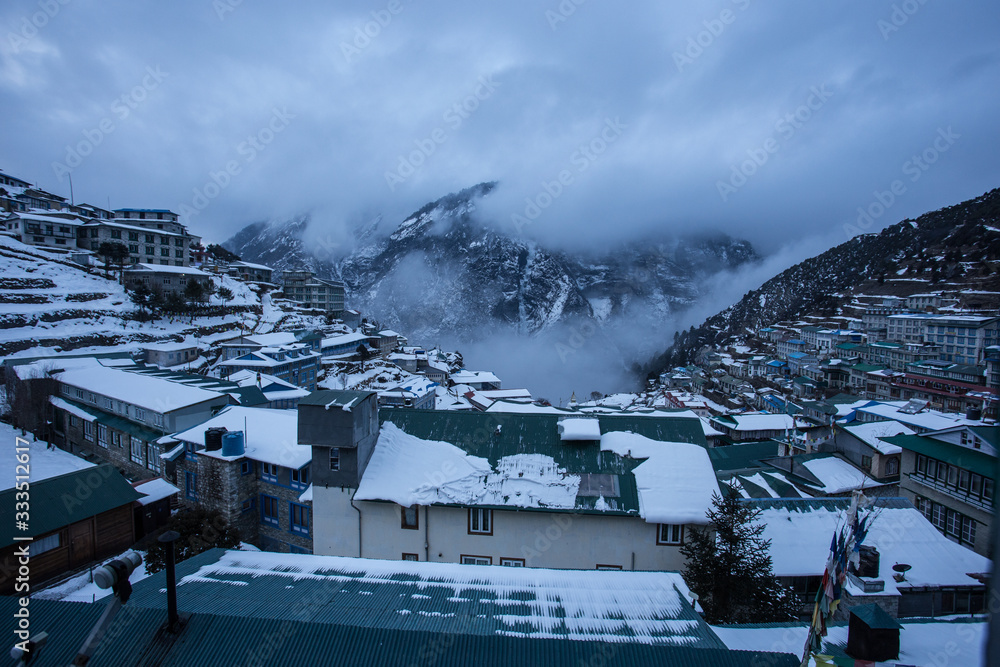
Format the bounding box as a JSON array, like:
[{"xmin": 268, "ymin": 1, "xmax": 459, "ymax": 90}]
[
  {"xmin": 356, "ymin": 423, "xmax": 580, "ymax": 509},
  {"xmin": 712, "ymin": 619, "xmax": 987, "ymax": 667},
  {"xmin": 0, "ymin": 421, "xmax": 94, "ymax": 490},
  {"xmin": 601, "ymin": 431, "xmax": 718, "ymax": 524}
]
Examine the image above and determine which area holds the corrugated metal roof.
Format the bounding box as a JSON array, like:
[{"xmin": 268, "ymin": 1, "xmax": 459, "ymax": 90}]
[
  {"xmin": 299, "ymin": 389, "xmax": 376, "ymax": 406},
  {"xmin": 125, "ymin": 549, "xmax": 724, "ymax": 649},
  {"xmin": 0, "ymin": 465, "xmax": 140, "ymax": 547},
  {"xmin": 743, "ymin": 497, "xmax": 913, "ymax": 512}
]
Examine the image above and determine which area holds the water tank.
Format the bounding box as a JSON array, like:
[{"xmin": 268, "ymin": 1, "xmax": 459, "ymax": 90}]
[
  {"xmin": 966, "ymin": 407, "xmax": 982, "ymax": 421},
  {"xmin": 221, "ymin": 431, "xmax": 245, "ymax": 457},
  {"xmin": 205, "ymin": 426, "xmax": 227, "ymax": 451}
]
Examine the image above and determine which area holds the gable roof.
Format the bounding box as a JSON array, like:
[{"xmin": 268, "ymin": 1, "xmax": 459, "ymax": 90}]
[
  {"xmin": 368, "ymin": 409, "xmax": 711, "ymax": 520},
  {"xmin": 0, "ymin": 465, "xmax": 140, "ymax": 548}
]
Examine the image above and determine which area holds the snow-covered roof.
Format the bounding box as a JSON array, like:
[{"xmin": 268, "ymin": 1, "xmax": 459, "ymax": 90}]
[
  {"xmin": 713, "ymin": 618, "xmax": 985, "ymax": 667},
  {"xmin": 797, "ymin": 456, "xmax": 887, "ymax": 495},
  {"xmin": 55, "ymin": 366, "xmax": 225, "ymax": 413},
  {"xmin": 127, "ymin": 263, "xmax": 209, "ymax": 276},
  {"xmin": 451, "ymin": 369, "xmax": 501, "ymax": 385},
  {"xmin": 840, "ymin": 420, "xmax": 914, "ymax": 455},
  {"xmin": 356, "ymin": 423, "xmax": 580, "ymax": 509},
  {"xmin": 50, "ymin": 396, "xmax": 100, "ymax": 422},
  {"xmin": 321, "ymin": 332, "xmax": 371, "ymax": 349},
  {"xmin": 0, "ymin": 422, "xmax": 94, "ymax": 491},
  {"xmin": 600, "ymin": 432, "xmax": 718, "ymax": 525},
  {"xmin": 230, "ymin": 260, "xmax": 273, "ymax": 271},
  {"xmin": 558, "ymin": 418, "xmax": 602, "ymax": 441},
  {"xmin": 755, "ymin": 498, "xmax": 990, "ymax": 592},
  {"xmin": 128, "ymin": 548, "xmax": 717, "ymax": 647},
  {"xmin": 169, "ymin": 406, "xmax": 310, "ymax": 468},
  {"xmin": 134, "ymin": 478, "xmax": 179, "ymax": 506},
  {"xmin": 852, "ymin": 402, "xmax": 979, "ymax": 432},
  {"xmin": 713, "ymin": 413, "xmax": 799, "ymax": 432}
]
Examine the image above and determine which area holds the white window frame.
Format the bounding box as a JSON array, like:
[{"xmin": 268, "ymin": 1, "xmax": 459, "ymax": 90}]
[
  {"xmin": 657, "ymin": 523, "xmax": 684, "ymax": 546},
  {"xmin": 130, "ymin": 436, "xmax": 144, "ymax": 465}
]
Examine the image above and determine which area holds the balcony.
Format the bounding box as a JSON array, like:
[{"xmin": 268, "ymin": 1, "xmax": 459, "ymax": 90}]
[{"xmin": 906, "ymin": 472, "xmax": 993, "ymax": 512}]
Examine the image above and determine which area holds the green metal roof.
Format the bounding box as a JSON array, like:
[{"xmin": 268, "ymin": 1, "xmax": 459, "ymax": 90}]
[
  {"xmin": 0, "ymin": 597, "xmax": 797, "ymax": 667},
  {"xmin": 224, "ymin": 385, "xmax": 268, "ymax": 406},
  {"xmin": 379, "ymin": 408, "xmax": 707, "ymax": 515},
  {"xmin": 850, "ymin": 603, "xmax": 901, "ymax": 630},
  {"xmin": 850, "ymin": 364, "xmax": 885, "ymax": 372},
  {"xmin": 0, "ymin": 465, "xmax": 140, "ymax": 547},
  {"xmin": 881, "ymin": 434, "xmax": 996, "ymax": 478},
  {"xmin": 299, "ymin": 389, "xmax": 376, "ymax": 406},
  {"xmin": 126, "ymin": 549, "xmax": 728, "ymax": 648},
  {"xmin": 970, "ymin": 426, "xmax": 1000, "ymax": 450},
  {"xmin": 708, "ymin": 441, "xmax": 782, "ymax": 473}
]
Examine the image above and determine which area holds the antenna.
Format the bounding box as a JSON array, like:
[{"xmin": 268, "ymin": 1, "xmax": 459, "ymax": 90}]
[{"xmin": 68, "ymin": 173, "xmax": 74, "ymax": 206}]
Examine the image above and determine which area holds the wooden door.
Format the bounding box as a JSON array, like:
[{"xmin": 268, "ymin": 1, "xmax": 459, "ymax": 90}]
[{"xmin": 69, "ymin": 521, "xmax": 94, "ymax": 569}]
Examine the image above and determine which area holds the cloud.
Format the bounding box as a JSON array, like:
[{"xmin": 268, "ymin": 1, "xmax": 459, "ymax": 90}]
[{"xmin": 0, "ymin": 0, "xmax": 997, "ymax": 258}]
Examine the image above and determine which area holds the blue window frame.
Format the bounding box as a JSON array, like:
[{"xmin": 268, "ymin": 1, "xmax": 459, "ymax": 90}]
[
  {"xmin": 261, "ymin": 494, "xmax": 279, "ymax": 526},
  {"xmin": 290, "ymin": 502, "xmax": 310, "ymax": 536},
  {"xmin": 261, "ymin": 463, "xmax": 278, "ymax": 483},
  {"xmin": 184, "ymin": 442, "xmax": 197, "ymax": 462},
  {"xmin": 291, "ymin": 465, "xmax": 309, "ymax": 490},
  {"xmin": 241, "ymin": 498, "xmax": 255, "ymax": 513},
  {"xmin": 241, "ymin": 460, "xmax": 254, "ymax": 476},
  {"xmin": 185, "ymin": 471, "xmax": 197, "ymax": 500}
]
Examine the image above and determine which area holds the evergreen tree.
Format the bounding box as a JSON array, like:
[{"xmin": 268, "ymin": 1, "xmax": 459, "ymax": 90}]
[
  {"xmin": 216, "ymin": 286, "xmax": 234, "ymax": 309},
  {"xmin": 142, "ymin": 508, "xmax": 241, "ymax": 574},
  {"xmin": 681, "ymin": 482, "xmax": 798, "ymax": 624}
]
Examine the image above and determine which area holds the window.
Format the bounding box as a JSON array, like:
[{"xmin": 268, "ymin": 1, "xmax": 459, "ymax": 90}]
[
  {"xmin": 142, "ymin": 444, "xmax": 159, "ymax": 473},
  {"xmin": 175, "ymin": 238, "xmax": 183, "ymax": 246},
  {"xmin": 161, "ymin": 248, "xmax": 169, "ymax": 256},
  {"xmin": 83, "ymin": 421, "xmax": 94, "ymax": 442},
  {"xmin": 112, "ymin": 432, "xmax": 122, "ymax": 448},
  {"xmin": 958, "ymin": 470, "xmax": 971, "ymax": 492},
  {"xmin": 145, "ymin": 234, "xmax": 154, "ymax": 243},
  {"xmin": 596, "ymin": 564, "xmax": 623, "ymax": 570},
  {"xmin": 97, "ymin": 424, "xmax": 108, "ymax": 448},
  {"xmin": 291, "ymin": 466, "xmax": 309, "ymax": 488},
  {"xmin": 468, "ymin": 508, "xmax": 492, "ymax": 535},
  {"xmin": 134, "ymin": 408, "xmax": 146, "ymax": 422},
  {"xmin": 401, "ymin": 505, "xmax": 419, "ymax": 530},
  {"xmin": 500, "ymin": 558, "xmax": 525, "ymax": 567},
  {"xmin": 861, "ymin": 455, "xmax": 872, "ymax": 471},
  {"xmin": 885, "ymin": 457, "xmax": 899, "ymax": 477},
  {"xmin": 184, "ymin": 441, "xmax": 197, "ymax": 461},
  {"xmin": 145, "ymin": 246, "xmax": 154, "ymax": 255},
  {"xmin": 461, "ymin": 555, "xmax": 491, "ymax": 566},
  {"xmin": 402, "ymin": 553, "xmax": 419, "ymax": 562},
  {"xmin": 111, "ymin": 230, "xmax": 121, "ymax": 239},
  {"xmin": 129, "ymin": 244, "xmax": 138, "ymax": 253},
  {"xmin": 962, "ymin": 517, "xmax": 977, "ymax": 546},
  {"xmin": 185, "ymin": 471, "xmax": 197, "ymax": 500},
  {"xmin": 130, "ymin": 437, "xmax": 144, "ymax": 465},
  {"xmin": 261, "ymin": 495, "xmax": 279, "ymax": 526},
  {"xmin": 261, "ymin": 463, "xmax": 278, "ymax": 482},
  {"xmin": 329, "ymin": 447, "xmax": 340, "ymax": 471},
  {"xmin": 290, "ymin": 503, "xmax": 310, "ymax": 535},
  {"xmin": 946, "ymin": 510, "xmax": 961, "ymax": 538},
  {"xmin": 657, "ymin": 524, "xmax": 686, "ymax": 546},
  {"xmin": 175, "ymin": 250, "xmax": 183, "ymax": 258},
  {"xmin": 75, "ymin": 387, "xmax": 84, "ymax": 399},
  {"xmin": 28, "ymin": 533, "xmax": 60, "ymax": 557},
  {"xmin": 241, "ymin": 461, "xmax": 254, "ymax": 476}
]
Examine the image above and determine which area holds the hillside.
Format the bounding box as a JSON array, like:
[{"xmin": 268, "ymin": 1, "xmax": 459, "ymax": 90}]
[
  {"xmin": 225, "ymin": 183, "xmax": 759, "ymax": 341},
  {"xmin": 0, "ymin": 236, "xmax": 317, "ymax": 358},
  {"xmin": 646, "ymin": 188, "xmax": 1000, "ymax": 375}
]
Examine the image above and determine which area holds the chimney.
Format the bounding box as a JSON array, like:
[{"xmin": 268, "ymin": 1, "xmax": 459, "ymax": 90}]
[{"xmin": 158, "ymin": 530, "xmax": 181, "ymax": 631}]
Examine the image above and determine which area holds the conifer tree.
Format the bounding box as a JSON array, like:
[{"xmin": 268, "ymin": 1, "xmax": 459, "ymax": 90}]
[{"xmin": 681, "ymin": 481, "xmax": 798, "ymax": 624}]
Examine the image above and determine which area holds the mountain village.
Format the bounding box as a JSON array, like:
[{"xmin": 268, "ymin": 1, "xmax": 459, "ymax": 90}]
[{"xmin": 0, "ymin": 165, "xmax": 996, "ymax": 666}]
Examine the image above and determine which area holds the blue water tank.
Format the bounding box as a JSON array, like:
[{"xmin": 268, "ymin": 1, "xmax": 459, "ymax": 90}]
[{"xmin": 221, "ymin": 431, "xmax": 245, "ymax": 457}]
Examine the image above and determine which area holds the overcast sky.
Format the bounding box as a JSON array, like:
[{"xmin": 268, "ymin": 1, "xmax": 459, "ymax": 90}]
[{"xmin": 1, "ymin": 0, "xmax": 998, "ymax": 254}]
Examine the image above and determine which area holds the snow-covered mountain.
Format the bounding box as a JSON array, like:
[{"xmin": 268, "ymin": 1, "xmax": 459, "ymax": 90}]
[{"xmin": 224, "ymin": 183, "xmax": 759, "ymax": 341}]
